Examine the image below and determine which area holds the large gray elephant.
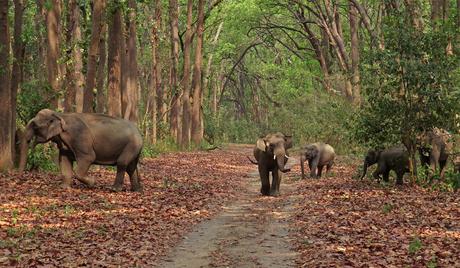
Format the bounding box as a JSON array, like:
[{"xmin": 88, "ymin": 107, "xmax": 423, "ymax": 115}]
[
  {"xmin": 300, "ymin": 143, "xmax": 335, "ymax": 179},
  {"xmin": 19, "ymin": 109, "xmax": 143, "ymax": 192},
  {"xmin": 418, "ymin": 128, "xmax": 453, "ymax": 179},
  {"xmin": 360, "ymin": 146, "xmax": 409, "ymax": 185},
  {"xmin": 250, "ymin": 132, "xmax": 292, "ymax": 196}
]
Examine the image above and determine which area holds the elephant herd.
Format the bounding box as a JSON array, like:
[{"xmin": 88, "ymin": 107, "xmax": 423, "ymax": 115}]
[
  {"xmin": 250, "ymin": 130, "xmax": 459, "ymax": 197},
  {"xmin": 18, "ymin": 110, "xmax": 459, "ymax": 196}
]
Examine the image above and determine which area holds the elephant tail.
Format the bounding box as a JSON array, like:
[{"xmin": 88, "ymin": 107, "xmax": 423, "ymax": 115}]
[{"xmin": 247, "ymin": 156, "xmax": 258, "ymax": 165}]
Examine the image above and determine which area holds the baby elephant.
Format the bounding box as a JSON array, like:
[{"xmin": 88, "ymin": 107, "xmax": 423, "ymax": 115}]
[
  {"xmin": 360, "ymin": 146, "xmax": 409, "ymax": 185},
  {"xmin": 300, "ymin": 142, "xmax": 335, "ymax": 179}
]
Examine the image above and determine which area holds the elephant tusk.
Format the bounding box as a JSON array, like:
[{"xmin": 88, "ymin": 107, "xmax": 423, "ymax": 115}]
[
  {"xmin": 285, "ymin": 155, "xmax": 289, "ymax": 159},
  {"xmin": 273, "ymin": 154, "xmax": 276, "ymax": 160}
]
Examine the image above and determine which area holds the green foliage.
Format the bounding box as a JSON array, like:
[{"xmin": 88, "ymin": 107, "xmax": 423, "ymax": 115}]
[
  {"xmin": 142, "ymin": 137, "xmax": 180, "ymax": 158},
  {"xmin": 17, "ymin": 80, "xmax": 53, "ymax": 125},
  {"xmin": 408, "ymin": 236, "xmax": 423, "ymax": 255},
  {"xmin": 357, "ymin": 9, "xmax": 460, "ymax": 149},
  {"xmin": 26, "ymin": 144, "xmax": 58, "ymax": 172}
]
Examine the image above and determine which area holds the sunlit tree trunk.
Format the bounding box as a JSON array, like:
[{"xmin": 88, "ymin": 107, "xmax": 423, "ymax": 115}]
[
  {"xmin": 45, "ymin": 0, "xmax": 61, "ymax": 109},
  {"xmin": 203, "ymin": 21, "xmax": 223, "ymax": 102},
  {"xmin": 83, "ymin": 0, "xmax": 105, "ymax": 113},
  {"xmin": 191, "ymin": 0, "xmax": 205, "ymax": 145},
  {"xmin": 107, "ymin": 4, "xmax": 122, "ymax": 118},
  {"xmin": 169, "ymin": 0, "xmax": 180, "ymax": 141},
  {"xmin": 151, "ymin": 0, "xmax": 163, "ymax": 143},
  {"xmin": 11, "ymin": 0, "xmax": 25, "ymax": 160},
  {"xmin": 96, "ymin": 23, "xmax": 107, "ymax": 113},
  {"xmin": 0, "ymin": 0, "xmax": 13, "ymax": 171},
  {"xmin": 123, "ymin": 0, "xmax": 139, "ymax": 123},
  {"xmin": 180, "ymin": 0, "xmax": 194, "ymax": 148},
  {"xmin": 349, "ymin": 2, "xmax": 361, "ymax": 105}
]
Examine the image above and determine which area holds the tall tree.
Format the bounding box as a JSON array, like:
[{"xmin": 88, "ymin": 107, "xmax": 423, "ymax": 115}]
[
  {"xmin": 107, "ymin": 3, "xmax": 122, "ymax": 117},
  {"xmin": 83, "ymin": 0, "xmax": 106, "ymax": 113},
  {"xmin": 45, "ymin": 0, "xmax": 62, "ymax": 108},
  {"xmin": 349, "ymin": 1, "xmax": 361, "ymax": 105},
  {"xmin": 123, "ymin": 0, "xmax": 139, "ymax": 122},
  {"xmin": 0, "ymin": 0, "xmax": 12, "ymax": 171},
  {"xmin": 96, "ymin": 23, "xmax": 107, "ymax": 113},
  {"xmin": 191, "ymin": 0, "xmax": 205, "ymax": 145},
  {"xmin": 169, "ymin": 0, "xmax": 180, "ymax": 141},
  {"xmin": 180, "ymin": 0, "xmax": 194, "ymax": 148},
  {"xmin": 11, "ymin": 0, "xmax": 26, "ymax": 159},
  {"xmin": 64, "ymin": 0, "xmax": 85, "ymax": 112},
  {"xmin": 151, "ymin": 0, "xmax": 163, "ymax": 143}
]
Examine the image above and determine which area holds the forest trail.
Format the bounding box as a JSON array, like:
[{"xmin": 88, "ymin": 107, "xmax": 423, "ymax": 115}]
[{"xmin": 158, "ymin": 145, "xmax": 300, "ymax": 268}]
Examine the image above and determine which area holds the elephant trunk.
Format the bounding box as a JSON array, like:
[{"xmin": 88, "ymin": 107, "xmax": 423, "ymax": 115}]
[
  {"xmin": 275, "ymin": 149, "xmax": 290, "ymax": 173},
  {"xmin": 18, "ymin": 120, "xmax": 35, "ymax": 171},
  {"xmin": 360, "ymin": 160, "xmax": 368, "ymax": 180},
  {"xmin": 300, "ymin": 154, "xmax": 306, "ymax": 179}
]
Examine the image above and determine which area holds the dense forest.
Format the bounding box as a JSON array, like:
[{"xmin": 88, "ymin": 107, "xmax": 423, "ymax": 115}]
[
  {"xmin": 0, "ymin": 0, "xmax": 459, "ymax": 170},
  {"xmin": 0, "ymin": 1, "xmax": 460, "ymax": 266}
]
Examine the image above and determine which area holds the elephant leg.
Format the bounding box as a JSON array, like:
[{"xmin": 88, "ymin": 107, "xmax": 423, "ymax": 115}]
[
  {"xmin": 317, "ymin": 165, "xmax": 324, "ymax": 178},
  {"xmin": 259, "ymin": 167, "xmax": 270, "ymax": 196},
  {"xmin": 74, "ymin": 159, "xmax": 95, "ymax": 187},
  {"xmin": 326, "ymin": 161, "xmax": 333, "ymax": 174},
  {"xmin": 429, "ymin": 149, "xmax": 440, "ymax": 176},
  {"xmin": 126, "ymin": 159, "xmax": 142, "ymax": 192},
  {"xmin": 270, "ymin": 170, "xmax": 282, "ymax": 196},
  {"xmin": 59, "ymin": 153, "xmax": 73, "ymax": 189},
  {"xmin": 382, "ymin": 169, "xmax": 390, "ymax": 182},
  {"xmin": 310, "ymin": 158, "xmax": 319, "ymax": 179},
  {"xmin": 111, "ymin": 165, "xmax": 126, "ymax": 192},
  {"xmin": 439, "ymin": 159, "xmax": 447, "ymax": 179},
  {"xmin": 373, "ymin": 164, "xmax": 384, "ymax": 182},
  {"xmin": 395, "ymin": 170, "xmax": 404, "ymax": 185}
]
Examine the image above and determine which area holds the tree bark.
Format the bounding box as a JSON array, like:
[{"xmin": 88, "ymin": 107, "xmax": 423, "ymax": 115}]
[
  {"xmin": 64, "ymin": 0, "xmax": 84, "ymax": 112},
  {"xmin": 11, "ymin": 0, "xmax": 25, "ymax": 160},
  {"xmin": 349, "ymin": 2, "xmax": 361, "ymax": 105},
  {"xmin": 191, "ymin": 0, "xmax": 205, "ymax": 145},
  {"xmin": 107, "ymin": 4, "xmax": 122, "ymax": 118},
  {"xmin": 169, "ymin": 0, "xmax": 180, "ymax": 142},
  {"xmin": 0, "ymin": 0, "xmax": 13, "ymax": 171},
  {"xmin": 180, "ymin": 0, "xmax": 194, "ymax": 148},
  {"xmin": 96, "ymin": 23, "xmax": 107, "ymax": 113},
  {"xmin": 203, "ymin": 21, "xmax": 223, "ymax": 99},
  {"xmin": 45, "ymin": 0, "xmax": 62, "ymax": 108},
  {"xmin": 83, "ymin": 0, "xmax": 106, "ymax": 113},
  {"xmin": 124, "ymin": 0, "xmax": 139, "ymax": 123}
]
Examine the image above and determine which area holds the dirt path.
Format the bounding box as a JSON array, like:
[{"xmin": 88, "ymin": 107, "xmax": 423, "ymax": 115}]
[{"xmin": 158, "ymin": 154, "xmax": 300, "ymax": 268}]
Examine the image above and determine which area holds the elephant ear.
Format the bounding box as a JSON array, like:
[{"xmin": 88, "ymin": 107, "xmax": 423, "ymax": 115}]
[
  {"xmin": 256, "ymin": 138, "xmax": 267, "ymax": 152},
  {"xmin": 306, "ymin": 145, "xmax": 318, "ymax": 159},
  {"xmin": 46, "ymin": 113, "xmax": 67, "ymax": 140},
  {"xmin": 284, "ymin": 135, "xmax": 293, "ymax": 149}
]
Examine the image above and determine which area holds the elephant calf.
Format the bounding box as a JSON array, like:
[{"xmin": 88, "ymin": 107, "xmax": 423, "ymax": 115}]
[
  {"xmin": 19, "ymin": 109, "xmax": 143, "ymax": 192},
  {"xmin": 360, "ymin": 146, "xmax": 409, "ymax": 185},
  {"xmin": 250, "ymin": 132, "xmax": 292, "ymax": 196},
  {"xmin": 300, "ymin": 142, "xmax": 335, "ymax": 179}
]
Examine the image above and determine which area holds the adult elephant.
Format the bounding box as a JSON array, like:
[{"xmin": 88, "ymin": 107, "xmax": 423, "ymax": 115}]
[
  {"xmin": 418, "ymin": 128, "xmax": 453, "ymax": 179},
  {"xmin": 251, "ymin": 132, "xmax": 292, "ymax": 196},
  {"xmin": 360, "ymin": 146, "xmax": 409, "ymax": 185},
  {"xmin": 300, "ymin": 142, "xmax": 335, "ymax": 179},
  {"xmin": 19, "ymin": 109, "xmax": 143, "ymax": 192}
]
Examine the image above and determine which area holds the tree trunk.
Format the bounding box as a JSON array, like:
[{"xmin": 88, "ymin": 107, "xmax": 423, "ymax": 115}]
[
  {"xmin": 83, "ymin": 0, "xmax": 106, "ymax": 113},
  {"xmin": 349, "ymin": 2, "xmax": 361, "ymax": 105},
  {"xmin": 180, "ymin": 0, "xmax": 194, "ymax": 148},
  {"xmin": 169, "ymin": 0, "xmax": 180, "ymax": 142},
  {"xmin": 45, "ymin": 0, "xmax": 61, "ymax": 109},
  {"xmin": 64, "ymin": 0, "xmax": 84, "ymax": 113},
  {"xmin": 96, "ymin": 23, "xmax": 107, "ymax": 113},
  {"xmin": 107, "ymin": 4, "xmax": 122, "ymax": 118},
  {"xmin": 124, "ymin": 0, "xmax": 139, "ymax": 123},
  {"xmin": 404, "ymin": 0, "xmax": 424, "ymax": 30},
  {"xmin": 191, "ymin": 0, "xmax": 205, "ymax": 146},
  {"xmin": 151, "ymin": 0, "xmax": 163, "ymax": 143},
  {"xmin": 0, "ymin": 0, "xmax": 13, "ymax": 171},
  {"xmin": 203, "ymin": 21, "xmax": 223, "ymax": 98},
  {"xmin": 11, "ymin": 0, "xmax": 25, "ymax": 161}
]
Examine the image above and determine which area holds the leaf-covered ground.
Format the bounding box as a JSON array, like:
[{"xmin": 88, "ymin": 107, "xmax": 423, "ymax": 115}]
[
  {"xmin": 0, "ymin": 146, "xmax": 253, "ymax": 267},
  {"xmin": 289, "ymin": 157, "xmax": 460, "ymax": 267},
  {"xmin": 1, "ymin": 147, "xmax": 459, "ymax": 267}
]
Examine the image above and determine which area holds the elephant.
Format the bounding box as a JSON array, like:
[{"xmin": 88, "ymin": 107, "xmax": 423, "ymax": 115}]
[
  {"xmin": 418, "ymin": 128, "xmax": 453, "ymax": 179},
  {"xmin": 250, "ymin": 132, "xmax": 292, "ymax": 196},
  {"xmin": 19, "ymin": 109, "xmax": 143, "ymax": 192},
  {"xmin": 300, "ymin": 143, "xmax": 335, "ymax": 179},
  {"xmin": 360, "ymin": 146, "xmax": 409, "ymax": 185},
  {"xmin": 454, "ymin": 156, "xmax": 460, "ymax": 173}
]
